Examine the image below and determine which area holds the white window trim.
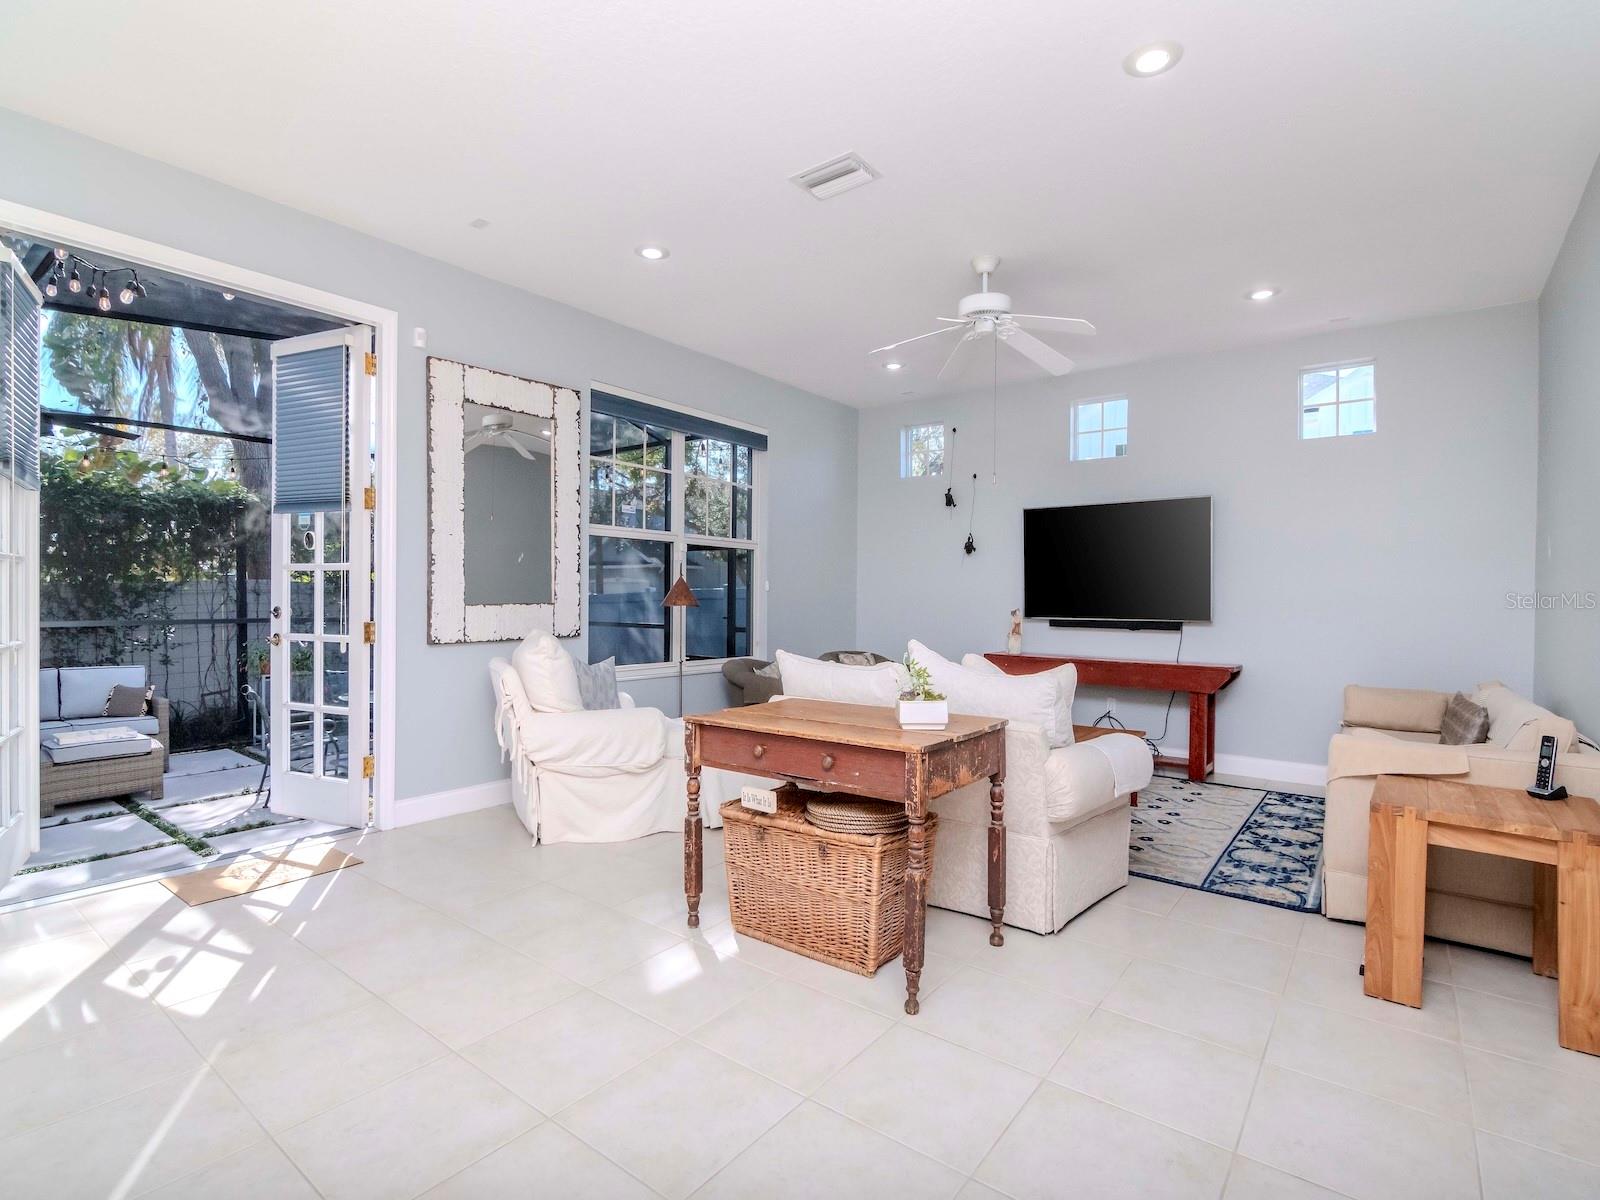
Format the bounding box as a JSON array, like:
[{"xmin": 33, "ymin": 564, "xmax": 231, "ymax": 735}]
[
  {"xmin": 1069, "ymin": 394, "xmax": 1129, "ymax": 462},
  {"xmin": 586, "ymin": 385, "xmax": 766, "ymax": 676},
  {"xmin": 1298, "ymin": 358, "xmax": 1377, "ymax": 441},
  {"xmin": 899, "ymin": 422, "xmax": 947, "ymax": 479}
]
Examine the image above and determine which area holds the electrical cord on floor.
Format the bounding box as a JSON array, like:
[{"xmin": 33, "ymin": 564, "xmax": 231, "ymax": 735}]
[{"xmin": 1144, "ymin": 625, "xmax": 1185, "ymax": 762}]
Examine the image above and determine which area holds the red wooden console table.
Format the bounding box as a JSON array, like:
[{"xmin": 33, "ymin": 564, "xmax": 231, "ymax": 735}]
[{"xmin": 984, "ymin": 653, "xmax": 1242, "ymax": 782}]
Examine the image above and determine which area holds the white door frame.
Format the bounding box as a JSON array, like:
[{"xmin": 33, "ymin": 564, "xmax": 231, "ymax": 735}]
[{"xmin": 0, "ymin": 198, "xmax": 402, "ymax": 831}]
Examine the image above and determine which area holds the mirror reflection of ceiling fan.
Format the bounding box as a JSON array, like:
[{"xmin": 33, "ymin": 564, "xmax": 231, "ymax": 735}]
[
  {"xmin": 465, "ymin": 410, "xmax": 548, "ymax": 459},
  {"xmin": 870, "ymin": 254, "xmax": 1096, "ymax": 378}
]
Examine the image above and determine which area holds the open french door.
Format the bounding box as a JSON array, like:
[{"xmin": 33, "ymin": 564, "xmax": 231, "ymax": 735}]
[
  {"xmin": 268, "ymin": 326, "xmax": 374, "ymax": 828},
  {"xmin": 0, "ymin": 248, "xmax": 41, "ymax": 891}
]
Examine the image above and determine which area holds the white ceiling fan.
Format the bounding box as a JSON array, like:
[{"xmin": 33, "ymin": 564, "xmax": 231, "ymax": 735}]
[
  {"xmin": 871, "ymin": 254, "xmax": 1096, "ymax": 378},
  {"xmin": 464, "ymin": 409, "xmax": 548, "ymax": 459}
]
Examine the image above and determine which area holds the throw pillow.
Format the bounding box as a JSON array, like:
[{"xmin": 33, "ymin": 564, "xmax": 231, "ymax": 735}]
[
  {"xmin": 754, "ymin": 661, "xmax": 782, "ymax": 680},
  {"xmin": 774, "ymin": 650, "xmax": 907, "ymax": 706},
  {"xmin": 961, "ymin": 651, "xmax": 1076, "ymax": 744},
  {"xmin": 911, "ymin": 640, "xmax": 1070, "ymax": 746},
  {"xmin": 573, "ymin": 657, "xmax": 620, "ymax": 711},
  {"xmin": 511, "ymin": 630, "xmax": 585, "ymax": 713},
  {"xmin": 104, "ymin": 683, "xmax": 153, "ymax": 718},
  {"xmin": 1439, "ymin": 692, "xmax": 1490, "ymax": 745},
  {"xmin": 834, "ymin": 651, "xmax": 877, "ymax": 667}
]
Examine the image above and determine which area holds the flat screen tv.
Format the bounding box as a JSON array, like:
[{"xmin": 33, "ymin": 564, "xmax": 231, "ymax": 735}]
[{"xmin": 1023, "ymin": 497, "xmax": 1211, "ymax": 628}]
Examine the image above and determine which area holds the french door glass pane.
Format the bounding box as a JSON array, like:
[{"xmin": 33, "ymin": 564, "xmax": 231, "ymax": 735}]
[
  {"xmin": 290, "ymin": 514, "xmax": 315, "ymax": 563},
  {"xmin": 290, "ymin": 574, "xmax": 314, "ymax": 632},
  {"xmin": 289, "ymin": 710, "xmax": 315, "ymax": 774},
  {"xmin": 323, "ymin": 512, "xmax": 346, "ymax": 564},
  {"xmin": 323, "ymin": 571, "xmax": 348, "ymax": 634},
  {"xmin": 587, "ymin": 535, "xmax": 670, "ymax": 665},
  {"xmin": 289, "ymin": 643, "xmax": 314, "ymax": 701},
  {"xmin": 686, "ymin": 545, "xmax": 750, "ymax": 660},
  {"xmin": 323, "ymin": 641, "xmax": 349, "ymax": 706},
  {"xmin": 322, "ymin": 714, "xmax": 349, "ymax": 779}
]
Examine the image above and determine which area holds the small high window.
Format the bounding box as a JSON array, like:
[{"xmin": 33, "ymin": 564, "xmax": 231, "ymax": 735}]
[
  {"xmin": 1301, "ymin": 361, "xmax": 1376, "ymax": 439},
  {"xmin": 1071, "ymin": 397, "xmax": 1128, "ymax": 461},
  {"xmin": 900, "ymin": 423, "xmax": 945, "ymax": 478}
]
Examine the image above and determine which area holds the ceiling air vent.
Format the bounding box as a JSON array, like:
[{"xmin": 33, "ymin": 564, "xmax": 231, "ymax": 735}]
[{"xmin": 790, "ymin": 153, "xmax": 879, "ymax": 200}]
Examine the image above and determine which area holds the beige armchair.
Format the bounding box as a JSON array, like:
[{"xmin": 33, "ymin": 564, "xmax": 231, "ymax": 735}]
[{"xmin": 1323, "ymin": 684, "xmax": 1600, "ymax": 955}]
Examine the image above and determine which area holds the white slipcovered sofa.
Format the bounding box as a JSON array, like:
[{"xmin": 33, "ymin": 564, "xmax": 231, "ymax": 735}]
[
  {"xmin": 775, "ymin": 645, "xmax": 1152, "ymax": 934},
  {"xmin": 490, "ymin": 633, "xmax": 750, "ymax": 844}
]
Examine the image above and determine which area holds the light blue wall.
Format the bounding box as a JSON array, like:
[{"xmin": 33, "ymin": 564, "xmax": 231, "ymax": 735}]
[
  {"xmin": 1536, "ymin": 155, "xmax": 1600, "ymax": 736},
  {"xmin": 854, "ymin": 304, "xmax": 1541, "ymax": 767},
  {"xmin": 0, "ymin": 109, "xmax": 859, "ymax": 801}
]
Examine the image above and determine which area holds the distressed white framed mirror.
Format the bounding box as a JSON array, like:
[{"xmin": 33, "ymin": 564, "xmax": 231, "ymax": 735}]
[{"xmin": 427, "ymin": 357, "xmax": 581, "ymax": 642}]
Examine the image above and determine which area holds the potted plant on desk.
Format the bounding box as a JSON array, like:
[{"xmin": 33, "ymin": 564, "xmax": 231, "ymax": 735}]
[{"xmin": 898, "ymin": 655, "xmax": 949, "ymax": 730}]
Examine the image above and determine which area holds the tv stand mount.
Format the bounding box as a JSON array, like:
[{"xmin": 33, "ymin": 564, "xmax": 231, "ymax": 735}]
[{"xmin": 1047, "ymin": 619, "xmax": 1183, "ymax": 632}]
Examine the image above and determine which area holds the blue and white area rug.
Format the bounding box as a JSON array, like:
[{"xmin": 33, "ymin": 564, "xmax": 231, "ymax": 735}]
[{"xmin": 1129, "ymin": 776, "xmax": 1325, "ymax": 912}]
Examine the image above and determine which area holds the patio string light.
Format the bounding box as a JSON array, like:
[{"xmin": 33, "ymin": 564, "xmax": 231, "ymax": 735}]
[{"xmin": 42, "ymin": 246, "xmax": 146, "ymax": 311}]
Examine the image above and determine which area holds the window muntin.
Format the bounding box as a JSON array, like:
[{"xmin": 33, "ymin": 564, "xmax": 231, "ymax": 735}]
[
  {"xmin": 1301, "ymin": 361, "xmax": 1376, "ymax": 439},
  {"xmin": 1071, "ymin": 397, "xmax": 1128, "ymax": 461},
  {"xmin": 587, "ymin": 404, "xmax": 759, "ymax": 667},
  {"xmin": 899, "ymin": 423, "xmax": 945, "ymax": 478}
]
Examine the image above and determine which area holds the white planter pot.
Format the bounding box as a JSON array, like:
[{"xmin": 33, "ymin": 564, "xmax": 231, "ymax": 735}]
[{"xmin": 898, "ymin": 698, "xmax": 949, "ymax": 730}]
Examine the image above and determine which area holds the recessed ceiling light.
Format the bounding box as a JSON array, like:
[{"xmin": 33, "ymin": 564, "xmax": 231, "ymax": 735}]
[
  {"xmin": 884, "ymin": 361, "xmax": 904, "ymax": 371},
  {"xmin": 1124, "ymin": 41, "xmax": 1183, "ymax": 77},
  {"xmin": 635, "ymin": 245, "xmax": 669, "ymax": 261},
  {"xmin": 469, "ymin": 217, "xmax": 490, "ymax": 229},
  {"xmin": 1247, "ymin": 287, "xmax": 1278, "ymax": 302}
]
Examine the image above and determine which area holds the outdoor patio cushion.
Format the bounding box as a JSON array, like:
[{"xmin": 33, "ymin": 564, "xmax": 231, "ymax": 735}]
[
  {"xmin": 43, "ymin": 715, "xmax": 161, "ymax": 737},
  {"xmin": 39, "ymin": 670, "xmax": 62, "ymax": 721},
  {"xmin": 59, "ymin": 666, "xmax": 148, "ymax": 720},
  {"xmin": 40, "ymin": 728, "xmax": 158, "ymax": 765}
]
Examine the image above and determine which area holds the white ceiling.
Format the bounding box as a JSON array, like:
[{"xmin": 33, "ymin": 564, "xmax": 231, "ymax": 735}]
[{"xmin": 6, "ymin": 0, "xmax": 1599, "ymax": 407}]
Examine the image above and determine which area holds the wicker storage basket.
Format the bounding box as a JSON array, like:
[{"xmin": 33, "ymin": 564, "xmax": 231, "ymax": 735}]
[{"xmin": 720, "ymin": 787, "xmax": 937, "ymax": 976}]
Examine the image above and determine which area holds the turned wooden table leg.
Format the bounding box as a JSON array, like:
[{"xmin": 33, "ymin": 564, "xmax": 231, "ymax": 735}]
[
  {"xmin": 903, "ymin": 809, "xmax": 930, "ymax": 1015},
  {"xmin": 1363, "ymin": 801, "xmax": 1427, "ymax": 1007},
  {"xmin": 684, "ymin": 724, "xmax": 703, "ymax": 928},
  {"xmin": 1557, "ymin": 833, "xmax": 1600, "ymax": 1055},
  {"xmin": 1534, "ymin": 862, "xmax": 1559, "ymax": 979},
  {"xmin": 988, "ymin": 770, "xmax": 1007, "ymax": 948}
]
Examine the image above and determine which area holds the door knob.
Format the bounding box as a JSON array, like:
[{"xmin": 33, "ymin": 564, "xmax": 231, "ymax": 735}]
[
  {"xmin": 271, "ymin": 605, "xmax": 282, "ymax": 619},
  {"xmin": 269, "ymin": 633, "xmax": 282, "ymax": 646}
]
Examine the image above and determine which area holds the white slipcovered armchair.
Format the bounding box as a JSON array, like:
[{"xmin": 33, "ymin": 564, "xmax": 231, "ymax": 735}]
[{"xmin": 490, "ymin": 653, "xmax": 746, "ymax": 844}]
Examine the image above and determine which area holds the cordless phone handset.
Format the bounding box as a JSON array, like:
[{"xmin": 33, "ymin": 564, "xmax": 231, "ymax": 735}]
[{"xmin": 1527, "ymin": 733, "xmax": 1568, "ymax": 801}]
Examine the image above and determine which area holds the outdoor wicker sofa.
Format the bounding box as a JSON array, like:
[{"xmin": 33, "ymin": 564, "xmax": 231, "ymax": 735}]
[{"xmin": 39, "ymin": 665, "xmax": 171, "ymax": 817}]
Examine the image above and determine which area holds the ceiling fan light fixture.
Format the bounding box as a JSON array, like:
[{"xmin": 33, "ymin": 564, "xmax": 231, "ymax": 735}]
[{"xmin": 1124, "ymin": 41, "xmax": 1183, "ymax": 77}]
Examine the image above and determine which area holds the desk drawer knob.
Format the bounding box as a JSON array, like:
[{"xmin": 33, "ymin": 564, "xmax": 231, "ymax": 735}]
[
  {"xmin": 751, "ymin": 744, "xmax": 766, "ymax": 760},
  {"xmin": 820, "ymin": 753, "xmax": 835, "ymax": 771}
]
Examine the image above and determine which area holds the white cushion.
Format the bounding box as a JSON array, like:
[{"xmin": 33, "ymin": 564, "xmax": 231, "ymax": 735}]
[
  {"xmin": 40, "ymin": 727, "xmax": 157, "ymax": 765},
  {"xmin": 1472, "ymin": 682, "xmax": 1576, "ymax": 752},
  {"xmin": 962, "ymin": 652, "xmax": 1076, "ymax": 744},
  {"xmin": 774, "ymin": 650, "xmax": 907, "ymax": 706},
  {"xmin": 39, "ymin": 670, "xmax": 60, "ymax": 722},
  {"xmin": 59, "ymin": 666, "xmax": 147, "ymax": 720},
  {"xmin": 910, "ymin": 640, "xmax": 1070, "ymax": 746},
  {"xmin": 511, "ymin": 631, "xmax": 584, "ymax": 713}
]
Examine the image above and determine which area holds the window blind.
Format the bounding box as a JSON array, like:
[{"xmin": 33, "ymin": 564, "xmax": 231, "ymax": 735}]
[
  {"xmin": 591, "ymin": 388, "xmax": 768, "ymax": 452},
  {"xmin": 272, "ymin": 342, "xmax": 348, "ymax": 513},
  {"xmin": 0, "ymin": 249, "xmax": 42, "ymax": 491}
]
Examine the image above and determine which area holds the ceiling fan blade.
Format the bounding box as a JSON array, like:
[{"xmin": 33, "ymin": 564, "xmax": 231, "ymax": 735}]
[
  {"xmin": 934, "ymin": 316, "xmax": 969, "ymax": 324},
  {"xmin": 1011, "ymin": 315, "xmax": 1097, "ymax": 336},
  {"xmin": 1004, "ymin": 329, "xmax": 1075, "ymax": 376},
  {"xmin": 463, "ymin": 431, "xmax": 491, "ymax": 452},
  {"xmin": 504, "ymin": 434, "xmax": 541, "ymax": 460},
  {"xmin": 937, "ymin": 333, "xmax": 975, "ymax": 379},
  {"xmin": 870, "ymin": 324, "xmax": 966, "ymax": 355}
]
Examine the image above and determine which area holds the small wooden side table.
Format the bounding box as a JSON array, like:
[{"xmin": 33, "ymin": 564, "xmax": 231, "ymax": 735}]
[
  {"xmin": 684, "ymin": 699, "xmax": 1008, "ymax": 1015},
  {"xmin": 1363, "ymin": 775, "xmax": 1600, "ymax": 1055}
]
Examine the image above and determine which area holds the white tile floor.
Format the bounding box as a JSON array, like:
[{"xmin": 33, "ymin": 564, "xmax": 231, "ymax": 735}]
[{"xmin": 2, "ymin": 804, "xmax": 1598, "ymax": 1199}]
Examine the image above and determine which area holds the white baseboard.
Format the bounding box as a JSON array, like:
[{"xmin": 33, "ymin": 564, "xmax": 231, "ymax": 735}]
[
  {"xmin": 1153, "ymin": 744, "xmax": 1326, "ymax": 790},
  {"xmin": 390, "ymin": 779, "xmax": 511, "ymax": 828}
]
